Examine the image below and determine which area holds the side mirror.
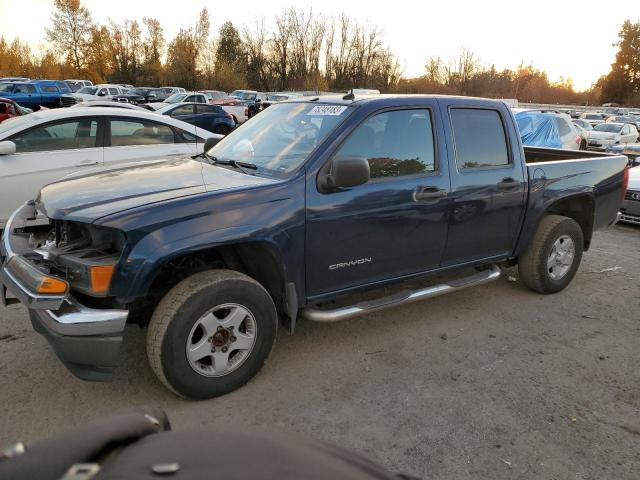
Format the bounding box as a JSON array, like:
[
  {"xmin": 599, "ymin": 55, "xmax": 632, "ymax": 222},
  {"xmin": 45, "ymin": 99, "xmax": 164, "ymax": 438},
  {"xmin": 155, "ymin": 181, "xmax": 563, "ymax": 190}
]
[
  {"xmin": 325, "ymin": 155, "xmax": 370, "ymax": 189},
  {"xmin": 203, "ymin": 136, "xmax": 221, "ymax": 152},
  {"xmin": 0, "ymin": 140, "xmax": 16, "ymax": 155}
]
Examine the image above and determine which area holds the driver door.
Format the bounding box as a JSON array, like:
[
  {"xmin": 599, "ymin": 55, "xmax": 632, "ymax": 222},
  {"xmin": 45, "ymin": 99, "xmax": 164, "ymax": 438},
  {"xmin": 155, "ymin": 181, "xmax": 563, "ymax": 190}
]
[{"xmin": 305, "ymin": 104, "xmax": 451, "ymax": 297}]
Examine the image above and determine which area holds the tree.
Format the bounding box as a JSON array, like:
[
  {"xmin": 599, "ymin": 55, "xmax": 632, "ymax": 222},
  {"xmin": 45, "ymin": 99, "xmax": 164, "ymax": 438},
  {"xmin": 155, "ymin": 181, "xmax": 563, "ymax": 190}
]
[
  {"xmin": 601, "ymin": 20, "xmax": 640, "ymax": 105},
  {"xmin": 165, "ymin": 8, "xmax": 210, "ymax": 89},
  {"xmin": 46, "ymin": 0, "xmax": 94, "ymax": 74},
  {"xmin": 141, "ymin": 18, "xmax": 165, "ymax": 86},
  {"xmin": 214, "ymin": 22, "xmax": 246, "ymax": 91}
]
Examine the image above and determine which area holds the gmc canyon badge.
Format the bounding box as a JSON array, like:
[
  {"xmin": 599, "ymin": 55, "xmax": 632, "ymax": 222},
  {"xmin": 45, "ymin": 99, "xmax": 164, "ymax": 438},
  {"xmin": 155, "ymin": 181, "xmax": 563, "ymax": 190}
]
[{"xmin": 329, "ymin": 258, "xmax": 373, "ymax": 270}]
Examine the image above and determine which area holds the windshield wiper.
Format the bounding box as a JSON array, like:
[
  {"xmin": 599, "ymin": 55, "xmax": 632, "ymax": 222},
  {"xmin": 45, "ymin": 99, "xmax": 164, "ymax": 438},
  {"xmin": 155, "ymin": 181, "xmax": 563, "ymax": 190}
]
[{"xmin": 203, "ymin": 154, "xmax": 258, "ymax": 175}]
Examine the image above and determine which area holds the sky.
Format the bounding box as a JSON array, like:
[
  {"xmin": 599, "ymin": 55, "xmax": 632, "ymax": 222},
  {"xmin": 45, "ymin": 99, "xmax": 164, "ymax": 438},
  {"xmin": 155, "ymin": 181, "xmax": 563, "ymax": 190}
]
[{"xmin": 0, "ymin": 0, "xmax": 636, "ymax": 91}]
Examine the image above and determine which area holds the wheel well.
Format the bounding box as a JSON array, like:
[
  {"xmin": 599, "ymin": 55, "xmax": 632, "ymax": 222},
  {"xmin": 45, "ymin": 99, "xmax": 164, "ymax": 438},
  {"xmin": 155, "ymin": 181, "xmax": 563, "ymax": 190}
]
[
  {"xmin": 129, "ymin": 242, "xmax": 287, "ymax": 326},
  {"xmin": 544, "ymin": 195, "xmax": 594, "ymax": 250}
]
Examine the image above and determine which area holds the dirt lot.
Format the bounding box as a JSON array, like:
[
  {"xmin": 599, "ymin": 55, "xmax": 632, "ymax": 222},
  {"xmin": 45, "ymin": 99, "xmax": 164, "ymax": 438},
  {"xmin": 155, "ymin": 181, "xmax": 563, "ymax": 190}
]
[{"xmin": 0, "ymin": 224, "xmax": 638, "ymax": 479}]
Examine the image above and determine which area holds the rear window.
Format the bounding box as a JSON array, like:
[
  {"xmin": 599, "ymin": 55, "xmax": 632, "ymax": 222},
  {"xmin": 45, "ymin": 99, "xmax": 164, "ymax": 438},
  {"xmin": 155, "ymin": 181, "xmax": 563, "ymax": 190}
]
[{"xmin": 450, "ymin": 109, "xmax": 509, "ymax": 169}]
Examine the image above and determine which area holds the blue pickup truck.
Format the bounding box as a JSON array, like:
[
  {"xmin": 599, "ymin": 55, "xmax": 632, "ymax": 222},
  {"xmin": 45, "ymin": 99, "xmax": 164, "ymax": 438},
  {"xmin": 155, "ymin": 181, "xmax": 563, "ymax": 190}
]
[
  {"xmin": 0, "ymin": 95, "xmax": 630, "ymax": 399},
  {"xmin": 0, "ymin": 80, "xmax": 71, "ymax": 109}
]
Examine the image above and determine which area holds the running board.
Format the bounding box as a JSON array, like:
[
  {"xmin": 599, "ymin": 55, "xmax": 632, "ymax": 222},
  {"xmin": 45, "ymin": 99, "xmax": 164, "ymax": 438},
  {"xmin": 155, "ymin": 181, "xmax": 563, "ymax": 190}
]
[{"xmin": 301, "ymin": 265, "xmax": 501, "ymax": 323}]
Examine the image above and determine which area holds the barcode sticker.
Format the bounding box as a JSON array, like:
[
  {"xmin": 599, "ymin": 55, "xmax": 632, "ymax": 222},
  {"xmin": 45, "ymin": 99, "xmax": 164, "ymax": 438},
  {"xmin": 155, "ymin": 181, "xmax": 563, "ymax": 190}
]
[{"xmin": 308, "ymin": 105, "xmax": 348, "ymax": 116}]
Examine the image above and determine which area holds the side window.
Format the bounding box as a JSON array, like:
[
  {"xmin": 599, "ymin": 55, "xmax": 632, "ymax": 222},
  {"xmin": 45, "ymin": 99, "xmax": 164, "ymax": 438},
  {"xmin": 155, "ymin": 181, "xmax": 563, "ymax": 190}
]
[
  {"xmin": 170, "ymin": 105, "xmax": 194, "ymax": 116},
  {"xmin": 110, "ymin": 119, "xmax": 175, "ymax": 146},
  {"xmin": 450, "ymin": 108, "xmax": 509, "ymax": 169},
  {"xmin": 27, "ymin": 85, "xmax": 36, "ymax": 93},
  {"xmin": 11, "ymin": 119, "xmax": 98, "ymax": 152},
  {"xmin": 177, "ymin": 129, "xmax": 199, "ymax": 144},
  {"xmin": 195, "ymin": 104, "xmax": 215, "ymax": 114},
  {"xmin": 556, "ymin": 118, "xmax": 572, "ymax": 136},
  {"xmin": 98, "ymin": 88, "xmax": 108, "ymax": 96},
  {"xmin": 336, "ymin": 109, "xmax": 435, "ymax": 178},
  {"xmin": 41, "ymin": 85, "xmax": 59, "ymax": 93},
  {"xmin": 108, "ymin": 88, "xmax": 119, "ymax": 95}
]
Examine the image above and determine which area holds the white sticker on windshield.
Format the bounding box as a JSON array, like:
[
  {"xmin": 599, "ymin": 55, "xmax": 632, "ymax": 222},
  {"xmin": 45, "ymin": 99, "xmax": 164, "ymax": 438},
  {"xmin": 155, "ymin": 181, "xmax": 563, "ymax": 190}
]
[{"xmin": 308, "ymin": 105, "xmax": 348, "ymax": 116}]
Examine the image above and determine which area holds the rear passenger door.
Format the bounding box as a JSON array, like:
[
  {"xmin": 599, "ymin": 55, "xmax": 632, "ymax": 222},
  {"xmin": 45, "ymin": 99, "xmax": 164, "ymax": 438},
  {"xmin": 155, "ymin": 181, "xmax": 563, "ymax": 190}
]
[
  {"xmin": 439, "ymin": 103, "xmax": 526, "ymax": 266},
  {"xmin": 103, "ymin": 117, "xmax": 196, "ymax": 166}
]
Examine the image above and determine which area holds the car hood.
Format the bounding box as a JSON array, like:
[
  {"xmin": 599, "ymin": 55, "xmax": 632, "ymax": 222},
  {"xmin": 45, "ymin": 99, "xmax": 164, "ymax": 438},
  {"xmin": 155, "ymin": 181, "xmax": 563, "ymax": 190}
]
[{"xmin": 37, "ymin": 157, "xmax": 277, "ymax": 223}]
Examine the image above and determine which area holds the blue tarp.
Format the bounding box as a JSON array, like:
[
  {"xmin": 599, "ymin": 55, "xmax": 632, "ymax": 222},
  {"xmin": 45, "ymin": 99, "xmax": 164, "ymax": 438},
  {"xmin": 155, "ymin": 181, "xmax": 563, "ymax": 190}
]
[{"xmin": 515, "ymin": 111, "xmax": 562, "ymax": 148}]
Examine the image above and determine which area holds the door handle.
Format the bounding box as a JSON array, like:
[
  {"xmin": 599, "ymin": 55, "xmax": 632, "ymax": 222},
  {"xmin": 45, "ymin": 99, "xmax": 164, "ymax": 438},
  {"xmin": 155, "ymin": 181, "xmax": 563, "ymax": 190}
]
[
  {"xmin": 75, "ymin": 160, "xmax": 99, "ymax": 167},
  {"xmin": 496, "ymin": 177, "xmax": 519, "ymax": 191},
  {"xmin": 413, "ymin": 186, "xmax": 447, "ymax": 202}
]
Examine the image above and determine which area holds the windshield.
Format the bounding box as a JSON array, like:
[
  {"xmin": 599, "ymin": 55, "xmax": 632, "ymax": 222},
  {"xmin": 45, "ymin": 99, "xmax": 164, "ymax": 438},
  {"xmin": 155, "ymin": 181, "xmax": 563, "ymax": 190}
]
[
  {"xmin": 132, "ymin": 88, "xmax": 150, "ymax": 95},
  {"xmin": 594, "ymin": 124, "xmax": 622, "ymax": 133},
  {"xmin": 155, "ymin": 104, "xmax": 179, "ymax": 114},
  {"xmin": 207, "ymin": 102, "xmax": 352, "ymax": 177},
  {"xmin": 584, "ymin": 114, "xmax": 602, "ymax": 120},
  {"xmin": 78, "ymin": 86, "xmax": 98, "ymax": 95},
  {"xmin": 165, "ymin": 93, "xmax": 187, "ymax": 104}
]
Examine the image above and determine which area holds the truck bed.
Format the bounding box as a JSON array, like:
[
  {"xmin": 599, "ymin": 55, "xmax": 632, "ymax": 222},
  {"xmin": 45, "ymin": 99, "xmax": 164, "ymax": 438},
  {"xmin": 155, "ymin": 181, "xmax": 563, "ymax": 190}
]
[{"xmin": 523, "ymin": 146, "xmax": 619, "ymax": 164}]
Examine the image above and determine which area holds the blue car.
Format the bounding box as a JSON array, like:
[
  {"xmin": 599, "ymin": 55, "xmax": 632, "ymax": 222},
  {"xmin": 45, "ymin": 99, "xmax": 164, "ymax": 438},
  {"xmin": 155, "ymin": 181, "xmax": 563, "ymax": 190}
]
[
  {"xmin": 156, "ymin": 102, "xmax": 235, "ymax": 134},
  {"xmin": 0, "ymin": 80, "xmax": 71, "ymax": 109}
]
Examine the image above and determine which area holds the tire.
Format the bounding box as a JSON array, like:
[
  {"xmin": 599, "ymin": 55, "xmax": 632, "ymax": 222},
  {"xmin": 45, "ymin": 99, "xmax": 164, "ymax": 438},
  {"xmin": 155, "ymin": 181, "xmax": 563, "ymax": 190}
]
[
  {"xmin": 147, "ymin": 269, "xmax": 277, "ymax": 399},
  {"xmin": 518, "ymin": 215, "xmax": 584, "ymax": 294},
  {"xmin": 213, "ymin": 124, "xmax": 231, "ymax": 135}
]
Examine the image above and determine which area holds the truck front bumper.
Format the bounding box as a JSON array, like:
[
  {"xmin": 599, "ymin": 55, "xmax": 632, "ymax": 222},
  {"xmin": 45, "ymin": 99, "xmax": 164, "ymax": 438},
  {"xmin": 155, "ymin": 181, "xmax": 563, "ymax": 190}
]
[{"xmin": 1, "ymin": 202, "xmax": 127, "ymax": 381}]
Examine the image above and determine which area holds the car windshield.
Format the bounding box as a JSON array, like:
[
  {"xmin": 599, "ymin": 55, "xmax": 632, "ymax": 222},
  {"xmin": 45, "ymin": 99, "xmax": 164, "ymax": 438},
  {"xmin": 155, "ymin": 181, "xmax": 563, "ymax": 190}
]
[
  {"xmin": 78, "ymin": 86, "xmax": 98, "ymax": 95},
  {"xmin": 230, "ymin": 91, "xmax": 256, "ymax": 100},
  {"xmin": 165, "ymin": 93, "xmax": 187, "ymax": 103},
  {"xmin": 207, "ymin": 102, "xmax": 353, "ymax": 177},
  {"xmin": 270, "ymin": 95, "xmax": 289, "ymax": 102},
  {"xmin": 594, "ymin": 123, "xmax": 622, "ymax": 133},
  {"xmin": 133, "ymin": 88, "xmax": 150, "ymax": 95},
  {"xmin": 584, "ymin": 114, "xmax": 602, "ymax": 119}
]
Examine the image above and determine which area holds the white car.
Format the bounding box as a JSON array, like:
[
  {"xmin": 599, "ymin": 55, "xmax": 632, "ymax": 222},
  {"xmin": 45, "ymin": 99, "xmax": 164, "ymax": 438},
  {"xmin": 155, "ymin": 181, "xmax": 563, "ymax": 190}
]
[
  {"xmin": 147, "ymin": 92, "xmax": 210, "ymax": 111},
  {"xmin": 69, "ymin": 84, "xmax": 128, "ymax": 104},
  {"xmin": 0, "ymin": 108, "xmax": 217, "ymax": 227},
  {"xmin": 587, "ymin": 122, "xmax": 640, "ymax": 151}
]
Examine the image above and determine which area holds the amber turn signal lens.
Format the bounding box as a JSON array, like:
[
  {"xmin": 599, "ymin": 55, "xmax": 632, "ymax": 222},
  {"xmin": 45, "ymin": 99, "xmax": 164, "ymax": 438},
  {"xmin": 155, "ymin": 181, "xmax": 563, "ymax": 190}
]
[
  {"xmin": 90, "ymin": 265, "xmax": 115, "ymax": 294},
  {"xmin": 37, "ymin": 277, "xmax": 69, "ymax": 294}
]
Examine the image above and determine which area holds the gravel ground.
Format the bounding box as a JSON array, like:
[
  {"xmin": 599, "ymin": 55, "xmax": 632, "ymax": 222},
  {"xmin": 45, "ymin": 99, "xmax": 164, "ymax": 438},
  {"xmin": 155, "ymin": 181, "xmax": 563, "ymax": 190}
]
[{"xmin": 0, "ymin": 224, "xmax": 638, "ymax": 479}]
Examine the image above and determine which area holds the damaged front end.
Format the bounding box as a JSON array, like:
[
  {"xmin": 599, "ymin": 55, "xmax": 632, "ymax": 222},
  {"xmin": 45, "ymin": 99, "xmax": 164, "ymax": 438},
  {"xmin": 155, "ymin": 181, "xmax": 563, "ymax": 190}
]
[{"xmin": 0, "ymin": 201, "xmax": 128, "ymax": 381}]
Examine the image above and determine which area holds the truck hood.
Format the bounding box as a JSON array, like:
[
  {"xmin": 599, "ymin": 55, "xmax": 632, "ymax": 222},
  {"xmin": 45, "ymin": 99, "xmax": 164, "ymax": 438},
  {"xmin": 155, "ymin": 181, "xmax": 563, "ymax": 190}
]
[{"xmin": 37, "ymin": 157, "xmax": 277, "ymax": 222}]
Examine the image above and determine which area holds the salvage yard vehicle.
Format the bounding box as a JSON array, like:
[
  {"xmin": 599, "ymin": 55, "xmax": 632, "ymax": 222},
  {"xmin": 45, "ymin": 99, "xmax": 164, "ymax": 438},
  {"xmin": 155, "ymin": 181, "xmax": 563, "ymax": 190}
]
[
  {"xmin": 0, "ymin": 98, "xmax": 30, "ymax": 123},
  {"xmin": 156, "ymin": 102, "xmax": 236, "ymax": 135},
  {"xmin": 0, "ymin": 80, "xmax": 71, "ymax": 109},
  {"xmin": 62, "ymin": 84, "xmax": 129, "ymax": 106},
  {"xmin": 146, "ymin": 92, "xmax": 210, "ymax": 111},
  {"xmin": 228, "ymin": 89, "xmax": 267, "ymax": 117},
  {"xmin": 515, "ymin": 110, "xmax": 582, "ymax": 150},
  {"xmin": 0, "ymin": 95, "xmax": 629, "ymax": 399},
  {"xmin": 587, "ymin": 122, "xmax": 640, "ymax": 151},
  {"xmin": 619, "ymin": 166, "xmax": 640, "ymax": 225},
  {"xmin": 0, "ymin": 107, "xmax": 218, "ymax": 228}
]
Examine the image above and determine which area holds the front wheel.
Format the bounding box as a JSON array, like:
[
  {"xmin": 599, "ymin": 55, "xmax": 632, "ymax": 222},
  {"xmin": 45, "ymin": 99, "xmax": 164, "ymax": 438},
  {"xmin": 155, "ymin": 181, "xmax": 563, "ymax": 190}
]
[
  {"xmin": 518, "ymin": 215, "xmax": 584, "ymax": 294},
  {"xmin": 147, "ymin": 270, "xmax": 277, "ymax": 399}
]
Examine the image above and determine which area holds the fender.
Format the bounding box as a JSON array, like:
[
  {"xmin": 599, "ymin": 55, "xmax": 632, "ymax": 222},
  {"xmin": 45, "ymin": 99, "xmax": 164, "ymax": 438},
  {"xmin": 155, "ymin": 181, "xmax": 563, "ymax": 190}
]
[{"xmin": 110, "ymin": 221, "xmax": 305, "ymax": 304}]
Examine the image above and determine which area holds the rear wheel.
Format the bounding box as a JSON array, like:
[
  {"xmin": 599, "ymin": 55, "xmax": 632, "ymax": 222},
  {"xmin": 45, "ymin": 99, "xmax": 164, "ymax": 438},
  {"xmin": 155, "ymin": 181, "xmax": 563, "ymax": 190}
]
[
  {"xmin": 147, "ymin": 270, "xmax": 277, "ymax": 399},
  {"xmin": 518, "ymin": 215, "xmax": 584, "ymax": 294}
]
